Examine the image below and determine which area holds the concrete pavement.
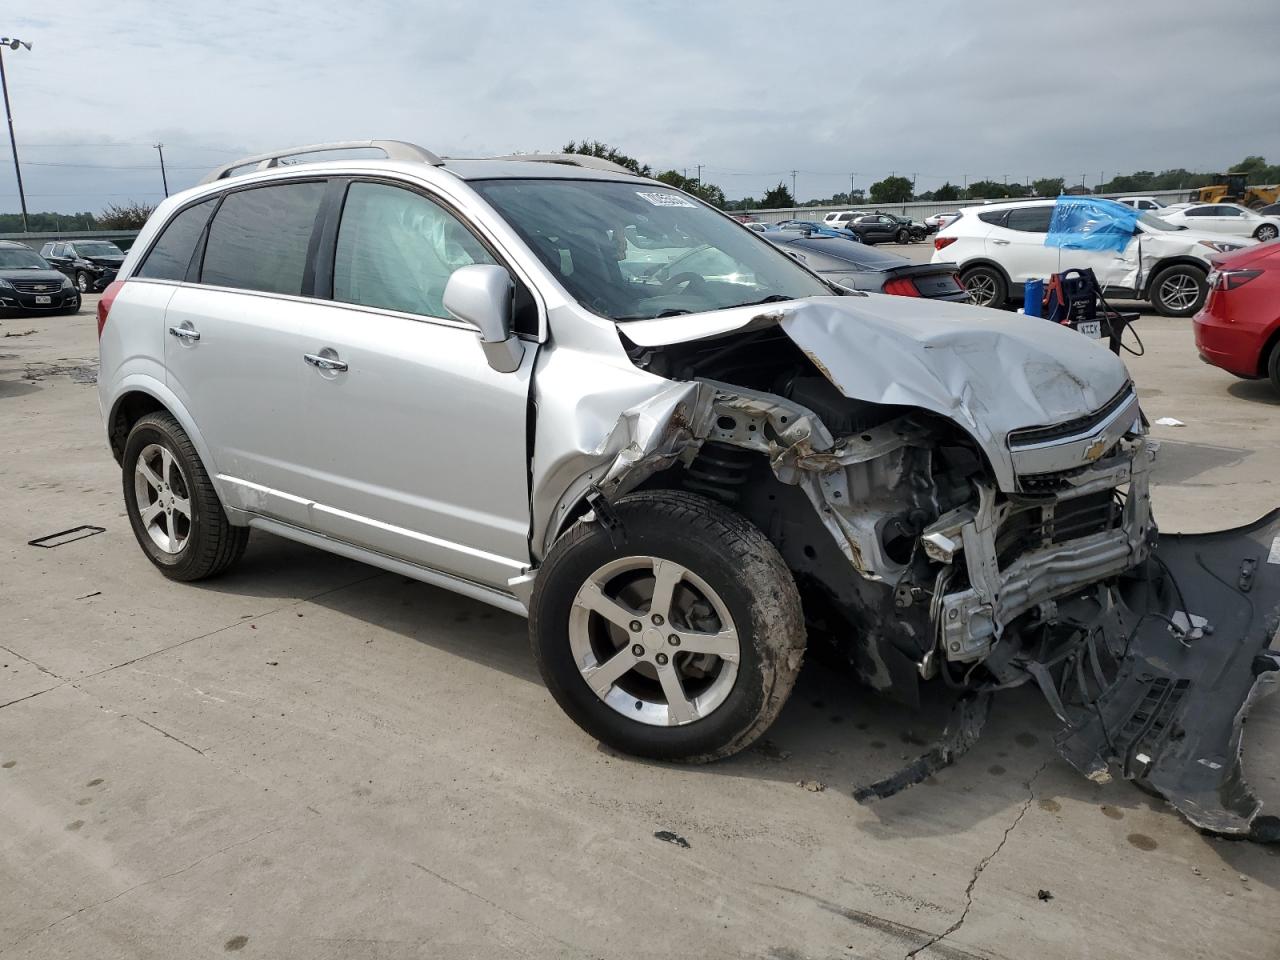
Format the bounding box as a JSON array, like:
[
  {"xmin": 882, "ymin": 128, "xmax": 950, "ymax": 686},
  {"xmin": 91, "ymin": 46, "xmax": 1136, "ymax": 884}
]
[{"xmin": 2, "ymin": 294, "xmax": 1278, "ymax": 959}]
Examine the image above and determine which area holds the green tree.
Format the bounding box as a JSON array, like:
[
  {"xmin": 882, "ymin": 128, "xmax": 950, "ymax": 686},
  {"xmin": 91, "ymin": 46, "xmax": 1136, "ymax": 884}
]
[
  {"xmin": 1032, "ymin": 177, "xmax": 1065, "ymax": 198},
  {"xmin": 761, "ymin": 182, "xmax": 794, "ymax": 208},
  {"xmin": 98, "ymin": 201, "xmax": 156, "ymax": 230},
  {"xmin": 869, "ymin": 175, "xmax": 914, "ymax": 203},
  {"xmin": 655, "ymin": 170, "xmax": 727, "ymax": 208},
  {"xmin": 932, "ymin": 182, "xmax": 961, "ymax": 202},
  {"xmin": 561, "ymin": 140, "xmax": 652, "ymax": 177},
  {"xmin": 965, "ymin": 179, "xmax": 1028, "ymax": 200}
]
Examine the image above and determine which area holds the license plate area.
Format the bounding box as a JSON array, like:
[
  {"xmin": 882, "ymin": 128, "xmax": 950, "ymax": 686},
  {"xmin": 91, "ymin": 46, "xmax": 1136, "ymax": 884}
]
[
  {"xmin": 35, "ymin": 295, "xmax": 51, "ymax": 304},
  {"xmin": 1076, "ymin": 320, "xmax": 1102, "ymax": 339}
]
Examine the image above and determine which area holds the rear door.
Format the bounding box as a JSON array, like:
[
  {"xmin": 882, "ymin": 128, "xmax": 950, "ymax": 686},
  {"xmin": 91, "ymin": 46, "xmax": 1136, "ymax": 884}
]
[
  {"xmin": 986, "ymin": 205, "xmax": 1059, "ymax": 284},
  {"xmin": 162, "ymin": 180, "xmax": 328, "ymax": 527},
  {"xmin": 290, "ymin": 178, "xmax": 537, "ymax": 588}
]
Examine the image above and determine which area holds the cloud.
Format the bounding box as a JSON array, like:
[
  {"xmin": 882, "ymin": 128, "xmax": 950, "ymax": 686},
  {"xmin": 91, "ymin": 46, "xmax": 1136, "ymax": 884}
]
[{"xmin": 1, "ymin": 0, "xmax": 1276, "ymax": 212}]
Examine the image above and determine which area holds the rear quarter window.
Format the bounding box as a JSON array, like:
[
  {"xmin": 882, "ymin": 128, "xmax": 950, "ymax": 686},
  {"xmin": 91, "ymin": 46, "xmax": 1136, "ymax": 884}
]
[
  {"xmin": 136, "ymin": 198, "xmax": 218, "ymax": 281},
  {"xmin": 977, "ymin": 210, "xmax": 1008, "ymax": 226},
  {"xmin": 1004, "ymin": 206, "xmax": 1053, "ymax": 232}
]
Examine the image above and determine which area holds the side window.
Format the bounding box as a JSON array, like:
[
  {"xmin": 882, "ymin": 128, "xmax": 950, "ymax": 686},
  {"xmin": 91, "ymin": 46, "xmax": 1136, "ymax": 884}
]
[
  {"xmin": 136, "ymin": 198, "xmax": 218, "ymax": 281},
  {"xmin": 977, "ymin": 209, "xmax": 1009, "ymax": 226},
  {"xmin": 201, "ymin": 182, "xmax": 325, "ymax": 295},
  {"xmin": 1220, "ymin": 206, "xmax": 1244, "ymax": 218},
  {"xmin": 1184, "ymin": 206, "xmax": 1213, "ymax": 217},
  {"xmin": 1004, "ymin": 206, "xmax": 1053, "ymax": 233},
  {"xmin": 332, "ymin": 181, "xmax": 497, "ymax": 320}
]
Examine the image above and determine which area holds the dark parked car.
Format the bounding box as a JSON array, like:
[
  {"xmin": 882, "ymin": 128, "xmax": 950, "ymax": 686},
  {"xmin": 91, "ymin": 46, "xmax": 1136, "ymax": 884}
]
[
  {"xmin": 847, "ymin": 213, "xmax": 916, "ymax": 245},
  {"xmin": 762, "ymin": 229, "xmax": 967, "ymax": 300},
  {"xmin": 1258, "ymin": 202, "xmax": 1280, "ymax": 218},
  {"xmin": 0, "ymin": 240, "xmax": 80, "ymax": 315},
  {"xmin": 39, "ymin": 239, "xmax": 127, "ymax": 293},
  {"xmin": 881, "ymin": 213, "xmax": 928, "ymax": 241}
]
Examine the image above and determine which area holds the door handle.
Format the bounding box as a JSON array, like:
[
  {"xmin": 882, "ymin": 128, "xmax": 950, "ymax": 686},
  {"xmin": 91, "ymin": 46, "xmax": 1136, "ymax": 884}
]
[
  {"xmin": 992, "ymin": 238, "xmax": 1011, "ymax": 245},
  {"xmin": 304, "ymin": 353, "xmax": 348, "ymax": 372},
  {"xmin": 168, "ymin": 325, "xmax": 201, "ymax": 341}
]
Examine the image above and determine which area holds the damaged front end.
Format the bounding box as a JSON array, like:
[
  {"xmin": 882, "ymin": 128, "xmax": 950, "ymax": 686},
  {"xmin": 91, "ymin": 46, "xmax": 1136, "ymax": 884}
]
[{"xmin": 542, "ymin": 295, "xmax": 1280, "ymax": 838}]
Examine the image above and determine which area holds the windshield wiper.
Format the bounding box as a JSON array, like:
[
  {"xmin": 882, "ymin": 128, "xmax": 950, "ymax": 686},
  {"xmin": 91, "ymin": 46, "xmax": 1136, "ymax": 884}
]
[
  {"xmin": 614, "ymin": 308, "xmax": 692, "ymax": 321},
  {"xmin": 727, "ymin": 294, "xmax": 796, "ymax": 309}
]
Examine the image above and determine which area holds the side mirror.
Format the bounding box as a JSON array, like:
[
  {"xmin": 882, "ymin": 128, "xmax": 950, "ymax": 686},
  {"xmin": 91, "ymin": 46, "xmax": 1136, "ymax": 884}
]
[{"xmin": 443, "ymin": 264, "xmax": 524, "ymax": 373}]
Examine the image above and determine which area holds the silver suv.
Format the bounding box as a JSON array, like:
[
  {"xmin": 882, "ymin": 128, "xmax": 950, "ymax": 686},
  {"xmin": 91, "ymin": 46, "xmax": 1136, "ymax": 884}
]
[{"xmin": 98, "ymin": 142, "xmax": 1280, "ymax": 832}]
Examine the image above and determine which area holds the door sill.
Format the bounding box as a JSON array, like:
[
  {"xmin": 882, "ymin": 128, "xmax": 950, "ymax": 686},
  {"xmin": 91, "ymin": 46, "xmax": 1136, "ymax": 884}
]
[{"xmin": 246, "ymin": 515, "xmax": 530, "ymax": 618}]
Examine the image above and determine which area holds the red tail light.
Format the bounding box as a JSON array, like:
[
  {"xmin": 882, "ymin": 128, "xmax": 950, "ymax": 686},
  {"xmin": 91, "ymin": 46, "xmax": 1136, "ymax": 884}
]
[
  {"xmin": 882, "ymin": 277, "xmax": 921, "ymax": 297},
  {"xmin": 934, "ymin": 236, "xmax": 957, "ymax": 251},
  {"xmin": 951, "ymin": 273, "xmax": 965, "ymax": 290},
  {"xmin": 1217, "ymin": 268, "xmax": 1262, "ymax": 290},
  {"xmin": 97, "ymin": 280, "xmax": 124, "ymax": 339}
]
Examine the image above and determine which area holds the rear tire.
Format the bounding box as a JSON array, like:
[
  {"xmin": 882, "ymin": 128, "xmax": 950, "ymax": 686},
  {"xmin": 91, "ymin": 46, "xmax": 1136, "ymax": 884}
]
[
  {"xmin": 122, "ymin": 412, "xmax": 248, "ymax": 581},
  {"xmin": 1268, "ymin": 341, "xmax": 1280, "ymax": 394},
  {"xmin": 1149, "ymin": 264, "xmax": 1207, "ymax": 317},
  {"xmin": 529, "ymin": 490, "xmax": 805, "ymax": 762},
  {"xmin": 961, "ymin": 265, "xmax": 1008, "ymax": 307}
]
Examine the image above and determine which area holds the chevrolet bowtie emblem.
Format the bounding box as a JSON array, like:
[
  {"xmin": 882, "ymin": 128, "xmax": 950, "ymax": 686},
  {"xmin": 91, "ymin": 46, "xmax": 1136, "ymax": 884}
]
[
  {"xmin": 34, "ymin": 285, "xmax": 47, "ymax": 290},
  {"xmin": 1083, "ymin": 437, "xmax": 1110, "ymax": 462}
]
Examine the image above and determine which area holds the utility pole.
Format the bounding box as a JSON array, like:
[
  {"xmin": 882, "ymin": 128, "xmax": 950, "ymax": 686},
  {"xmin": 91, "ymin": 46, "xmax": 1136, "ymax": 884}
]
[
  {"xmin": 850, "ymin": 172, "xmax": 855, "ymax": 200},
  {"xmin": 154, "ymin": 142, "xmax": 169, "ymax": 198},
  {"xmin": 154, "ymin": 142, "xmax": 170, "ymax": 197},
  {"xmin": 695, "ymin": 163, "xmax": 702, "ymax": 185},
  {"xmin": 0, "ymin": 37, "xmax": 32, "ymax": 233},
  {"xmin": 790, "ymin": 169, "xmax": 797, "ymax": 203},
  {"xmin": 962, "ymin": 173, "xmax": 968, "ymax": 198}
]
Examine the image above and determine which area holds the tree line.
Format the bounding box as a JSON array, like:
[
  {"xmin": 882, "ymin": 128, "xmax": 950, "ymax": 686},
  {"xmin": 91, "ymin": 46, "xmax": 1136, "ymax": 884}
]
[
  {"xmin": 562, "ymin": 143, "xmax": 1280, "ymax": 210},
  {"xmin": 0, "ymin": 201, "xmax": 156, "ymax": 233}
]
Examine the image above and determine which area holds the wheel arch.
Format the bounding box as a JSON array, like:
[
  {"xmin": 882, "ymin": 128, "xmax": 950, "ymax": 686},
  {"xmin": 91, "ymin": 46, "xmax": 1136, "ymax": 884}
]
[
  {"xmin": 958, "ymin": 257, "xmax": 1014, "ymax": 288},
  {"xmin": 106, "ymin": 377, "xmax": 218, "ymax": 479}
]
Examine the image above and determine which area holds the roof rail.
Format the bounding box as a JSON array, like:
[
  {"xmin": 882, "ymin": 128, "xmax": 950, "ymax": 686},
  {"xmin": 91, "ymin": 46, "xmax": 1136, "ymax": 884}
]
[
  {"xmin": 490, "ymin": 152, "xmax": 639, "ymax": 176},
  {"xmin": 199, "ymin": 140, "xmax": 444, "ymax": 184}
]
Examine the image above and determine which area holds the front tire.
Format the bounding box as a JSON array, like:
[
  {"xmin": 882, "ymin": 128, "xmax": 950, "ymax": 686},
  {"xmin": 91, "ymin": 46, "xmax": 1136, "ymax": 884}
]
[
  {"xmin": 896, "ymin": 228, "xmax": 910, "ymax": 244},
  {"xmin": 1254, "ymin": 224, "xmax": 1278, "ymax": 242},
  {"xmin": 961, "ymin": 265, "xmax": 1008, "ymax": 307},
  {"xmin": 1268, "ymin": 341, "xmax": 1280, "ymax": 395},
  {"xmin": 75, "ymin": 271, "xmax": 90, "ymax": 294},
  {"xmin": 122, "ymin": 412, "xmax": 248, "ymax": 581},
  {"xmin": 529, "ymin": 490, "xmax": 805, "ymax": 762},
  {"xmin": 1149, "ymin": 264, "xmax": 1207, "ymax": 317}
]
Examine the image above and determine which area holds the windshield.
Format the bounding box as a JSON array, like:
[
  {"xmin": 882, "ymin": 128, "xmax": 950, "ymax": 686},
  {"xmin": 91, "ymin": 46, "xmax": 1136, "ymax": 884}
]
[
  {"xmin": 0, "ymin": 248, "xmax": 50, "ymax": 269},
  {"xmin": 75, "ymin": 240, "xmax": 124, "ymax": 257},
  {"xmin": 1138, "ymin": 211, "xmax": 1184, "ymax": 232},
  {"xmin": 472, "ymin": 179, "xmax": 831, "ymax": 320}
]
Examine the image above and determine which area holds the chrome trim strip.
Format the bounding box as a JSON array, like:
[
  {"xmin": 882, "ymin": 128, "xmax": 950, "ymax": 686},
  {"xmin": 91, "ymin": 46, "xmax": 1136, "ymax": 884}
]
[
  {"xmin": 1009, "ymin": 392, "xmax": 1141, "ymax": 477},
  {"xmin": 219, "ymin": 475, "xmax": 528, "ymax": 572}
]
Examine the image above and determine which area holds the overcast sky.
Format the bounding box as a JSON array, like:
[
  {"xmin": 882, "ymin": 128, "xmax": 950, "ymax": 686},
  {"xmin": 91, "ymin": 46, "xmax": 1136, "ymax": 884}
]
[{"xmin": 3, "ymin": 0, "xmax": 1278, "ymax": 213}]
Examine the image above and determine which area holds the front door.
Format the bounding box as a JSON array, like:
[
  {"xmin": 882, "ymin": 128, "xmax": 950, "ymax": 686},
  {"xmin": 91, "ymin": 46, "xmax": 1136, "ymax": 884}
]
[
  {"xmin": 988, "ymin": 205, "xmax": 1060, "ymax": 284},
  {"xmin": 292, "ymin": 180, "xmax": 536, "ymax": 590}
]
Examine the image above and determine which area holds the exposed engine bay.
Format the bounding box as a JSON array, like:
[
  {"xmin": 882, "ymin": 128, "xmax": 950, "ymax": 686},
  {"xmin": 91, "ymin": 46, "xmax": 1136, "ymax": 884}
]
[{"xmin": 558, "ymin": 307, "xmax": 1280, "ymax": 840}]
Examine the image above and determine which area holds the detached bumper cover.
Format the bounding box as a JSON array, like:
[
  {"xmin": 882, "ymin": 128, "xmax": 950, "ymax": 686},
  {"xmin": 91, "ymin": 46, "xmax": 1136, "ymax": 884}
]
[{"xmin": 1056, "ymin": 510, "xmax": 1280, "ymax": 838}]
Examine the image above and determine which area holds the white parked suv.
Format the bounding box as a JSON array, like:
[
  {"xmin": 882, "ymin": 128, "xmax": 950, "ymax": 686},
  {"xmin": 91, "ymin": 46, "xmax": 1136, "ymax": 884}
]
[
  {"xmin": 94, "ymin": 141, "xmax": 1280, "ymax": 832},
  {"xmin": 822, "ymin": 210, "xmax": 862, "ymax": 230},
  {"xmin": 1159, "ymin": 202, "xmax": 1280, "ymax": 243},
  {"xmin": 932, "ymin": 198, "xmax": 1253, "ymax": 316},
  {"xmin": 1114, "ymin": 196, "xmax": 1167, "ymax": 212}
]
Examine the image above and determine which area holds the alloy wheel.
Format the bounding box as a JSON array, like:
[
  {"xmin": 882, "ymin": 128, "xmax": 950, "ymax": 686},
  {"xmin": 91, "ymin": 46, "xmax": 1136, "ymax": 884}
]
[
  {"xmin": 1258, "ymin": 225, "xmax": 1278, "ymax": 242},
  {"xmin": 965, "ymin": 273, "xmax": 998, "ymax": 306},
  {"xmin": 1158, "ymin": 273, "xmax": 1200, "ymax": 312},
  {"xmin": 568, "ymin": 555, "xmax": 740, "ymax": 726},
  {"xmin": 133, "ymin": 442, "xmax": 193, "ymax": 554},
  {"xmin": 76, "ymin": 272, "xmax": 89, "ymax": 293}
]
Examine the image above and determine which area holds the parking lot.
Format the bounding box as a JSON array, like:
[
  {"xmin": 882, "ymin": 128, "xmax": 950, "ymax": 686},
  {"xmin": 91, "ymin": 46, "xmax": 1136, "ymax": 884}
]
[{"xmin": 2, "ymin": 282, "xmax": 1279, "ymax": 960}]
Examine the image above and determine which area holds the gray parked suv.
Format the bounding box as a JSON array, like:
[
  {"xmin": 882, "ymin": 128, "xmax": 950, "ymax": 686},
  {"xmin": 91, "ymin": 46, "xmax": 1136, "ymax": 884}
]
[{"xmin": 97, "ymin": 141, "xmax": 1280, "ymax": 835}]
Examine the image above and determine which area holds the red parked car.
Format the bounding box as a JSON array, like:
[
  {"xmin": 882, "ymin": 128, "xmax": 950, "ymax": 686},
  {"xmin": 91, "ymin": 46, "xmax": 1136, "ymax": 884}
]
[{"xmin": 1193, "ymin": 240, "xmax": 1280, "ymax": 389}]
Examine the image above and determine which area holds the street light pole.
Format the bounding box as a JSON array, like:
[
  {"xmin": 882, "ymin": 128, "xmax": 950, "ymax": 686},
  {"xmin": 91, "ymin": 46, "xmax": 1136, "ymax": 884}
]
[
  {"xmin": 0, "ymin": 38, "xmax": 32, "ymax": 233},
  {"xmin": 155, "ymin": 142, "xmax": 169, "ymax": 197}
]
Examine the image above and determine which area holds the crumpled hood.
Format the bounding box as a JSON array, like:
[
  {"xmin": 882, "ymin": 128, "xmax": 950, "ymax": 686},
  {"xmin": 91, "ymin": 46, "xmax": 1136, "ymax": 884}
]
[{"xmin": 623, "ymin": 294, "xmax": 1132, "ymax": 489}]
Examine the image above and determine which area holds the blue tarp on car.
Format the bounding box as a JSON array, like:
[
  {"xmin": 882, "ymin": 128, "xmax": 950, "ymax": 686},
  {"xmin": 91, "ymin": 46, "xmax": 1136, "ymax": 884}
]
[{"xmin": 1045, "ymin": 196, "xmax": 1140, "ymax": 253}]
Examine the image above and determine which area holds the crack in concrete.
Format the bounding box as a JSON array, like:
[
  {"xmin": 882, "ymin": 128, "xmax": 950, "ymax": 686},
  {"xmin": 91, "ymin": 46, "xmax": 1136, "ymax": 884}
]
[
  {"xmin": 410, "ymin": 861, "xmax": 588, "ymax": 956},
  {"xmin": 0, "ymin": 643, "xmax": 64, "ymax": 681},
  {"xmin": 904, "ymin": 760, "xmax": 1050, "ymax": 959},
  {"xmin": 134, "ymin": 716, "xmax": 206, "ymax": 757},
  {"xmin": 1, "ymin": 826, "xmax": 282, "ymax": 953}
]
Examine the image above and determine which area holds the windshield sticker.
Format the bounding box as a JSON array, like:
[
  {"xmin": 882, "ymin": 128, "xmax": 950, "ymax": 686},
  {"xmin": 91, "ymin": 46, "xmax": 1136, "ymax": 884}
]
[{"xmin": 636, "ymin": 192, "xmax": 698, "ymax": 208}]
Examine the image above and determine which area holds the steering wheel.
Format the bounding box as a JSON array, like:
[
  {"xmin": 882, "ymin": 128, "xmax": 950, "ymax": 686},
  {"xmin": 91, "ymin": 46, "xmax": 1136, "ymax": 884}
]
[{"xmin": 660, "ymin": 271, "xmax": 709, "ymax": 295}]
